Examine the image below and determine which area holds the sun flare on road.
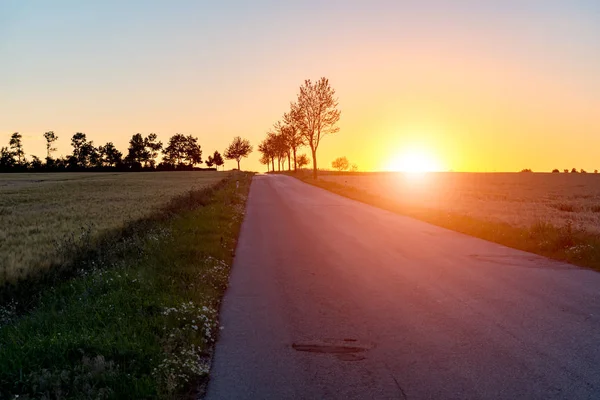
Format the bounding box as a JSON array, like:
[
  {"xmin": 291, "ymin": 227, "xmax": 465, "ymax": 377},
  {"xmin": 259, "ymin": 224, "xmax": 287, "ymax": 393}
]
[{"xmin": 385, "ymin": 148, "xmax": 443, "ymax": 173}]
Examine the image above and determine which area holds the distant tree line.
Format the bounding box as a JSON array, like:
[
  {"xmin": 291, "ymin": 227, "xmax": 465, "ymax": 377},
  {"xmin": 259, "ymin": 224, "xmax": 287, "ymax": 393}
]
[
  {"xmin": 258, "ymin": 77, "xmax": 341, "ymax": 179},
  {"xmin": 0, "ymin": 131, "xmax": 251, "ymax": 172},
  {"xmin": 522, "ymin": 168, "xmax": 600, "ymax": 174}
]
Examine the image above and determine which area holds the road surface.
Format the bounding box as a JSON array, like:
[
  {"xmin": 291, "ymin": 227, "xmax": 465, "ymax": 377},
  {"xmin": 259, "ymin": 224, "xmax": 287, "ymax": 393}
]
[{"xmin": 206, "ymin": 174, "xmax": 600, "ymax": 399}]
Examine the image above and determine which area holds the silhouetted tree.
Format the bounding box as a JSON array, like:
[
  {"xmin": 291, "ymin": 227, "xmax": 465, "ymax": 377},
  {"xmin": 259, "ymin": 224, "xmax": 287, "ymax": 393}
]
[
  {"xmin": 70, "ymin": 132, "xmax": 97, "ymax": 168},
  {"xmin": 520, "ymin": 168, "xmax": 533, "ymax": 173},
  {"xmin": 9, "ymin": 132, "xmax": 24, "ymax": 165},
  {"xmin": 332, "ymin": 156, "xmax": 349, "ymax": 171},
  {"xmin": 283, "ymin": 107, "xmax": 305, "ymax": 171},
  {"xmin": 273, "ymin": 121, "xmax": 292, "ymax": 171},
  {"xmin": 144, "ymin": 133, "xmax": 162, "ymax": 167},
  {"xmin": 351, "ymin": 164, "xmax": 358, "ymax": 172},
  {"xmin": 595, "ymin": 170, "xmax": 598, "ymax": 174},
  {"xmin": 99, "ymin": 142, "xmax": 122, "ymax": 167},
  {"xmin": 552, "ymin": 169, "xmax": 560, "ymax": 173},
  {"xmin": 125, "ymin": 133, "xmax": 146, "ymax": 168},
  {"xmin": 571, "ymin": 168, "xmax": 578, "ymax": 173},
  {"xmin": 212, "ymin": 150, "xmax": 224, "ymax": 170},
  {"xmin": 564, "ymin": 169, "xmax": 569, "ymax": 173},
  {"xmin": 205, "ymin": 155, "xmax": 214, "ymax": 168},
  {"xmin": 43, "ymin": 131, "xmax": 58, "ymax": 163},
  {"xmin": 30, "ymin": 155, "xmax": 43, "ymax": 170},
  {"xmin": 224, "ymin": 136, "xmax": 252, "ymax": 170},
  {"xmin": 293, "ymin": 77, "xmax": 341, "ymax": 179},
  {"xmin": 297, "ymin": 154, "xmax": 310, "ymax": 169},
  {"xmin": 581, "ymin": 169, "xmax": 587, "ymax": 173},
  {"xmin": 0, "ymin": 147, "xmax": 16, "ymax": 170},
  {"xmin": 163, "ymin": 134, "xmax": 202, "ymax": 167},
  {"xmin": 258, "ymin": 135, "xmax": 277, "ymax": 172}
]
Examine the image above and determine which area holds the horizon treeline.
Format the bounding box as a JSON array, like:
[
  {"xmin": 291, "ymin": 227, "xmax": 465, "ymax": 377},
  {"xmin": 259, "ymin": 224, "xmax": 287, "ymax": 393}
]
[{"xmin": 0, "ymin": 131, "xmax": 230, "ymax": 172}]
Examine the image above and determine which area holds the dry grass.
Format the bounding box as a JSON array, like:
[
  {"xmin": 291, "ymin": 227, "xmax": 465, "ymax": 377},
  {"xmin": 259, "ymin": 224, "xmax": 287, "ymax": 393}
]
[
  {"xmin": 320, "ymin": 172, "xmax": 600, "ymax": 234},
  {"xmin": 0, "ymin": 172, "xmax": 227, "ymax": 283}
]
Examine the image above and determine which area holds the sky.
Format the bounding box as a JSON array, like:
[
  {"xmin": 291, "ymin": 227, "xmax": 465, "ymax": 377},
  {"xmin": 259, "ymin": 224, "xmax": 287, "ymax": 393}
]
[{"xmin": 1, "ymin": 0, "xmax": 599, "ymax": 172}]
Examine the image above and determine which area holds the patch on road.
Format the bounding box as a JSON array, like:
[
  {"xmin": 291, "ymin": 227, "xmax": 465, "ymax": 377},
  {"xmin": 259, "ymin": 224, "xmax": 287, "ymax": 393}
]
[
  {"xmin": 292, "ymin": 338, "xmax": 373, "ymax": 361},
  {"xmin": 469, "ymin": 254, "xmax": 576, "ymax": 270}
]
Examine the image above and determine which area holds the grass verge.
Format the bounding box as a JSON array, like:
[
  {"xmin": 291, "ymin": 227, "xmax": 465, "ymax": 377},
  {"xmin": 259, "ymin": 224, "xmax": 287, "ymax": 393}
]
[
  {"xmin": 293, "ymin": 173, "xmax": 600, "ymax": 271},
  {"xmin": 0, "ymin": 172, "xmax": 252, "ymax": 399}
]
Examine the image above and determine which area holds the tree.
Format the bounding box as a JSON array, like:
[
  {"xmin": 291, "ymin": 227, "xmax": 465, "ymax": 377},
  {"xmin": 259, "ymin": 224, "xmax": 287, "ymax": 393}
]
[
  {"xmin": 163, "ymin": 134, "xmax": 187, "ymax": 166},
  {"xmin": 206, "ymin": 155, "xmax": 214, "ymax": 168},
  {"xmin": 581, "ymin": 169, "xmax": 587, "ymax": 174},
  {"xmin": 224, "ymin": 136, "xmax": 252, "ymax": 170},
  {"xmin": 283, "ymin": 108, "xmax": 305, "ymax": 171},
  {"xmin": 273, "ymin": 121, "xmax": 292, "ymax": 171},
  {"xmin": 70, "ymin": 132, "xmax": 97, "ymax": 168},
  {"xmin": 564, "ymin": 169, "xmax": 569, "ymax": 173},
  {"xmin": 0, "ymin": 147, "xmax": 16, "ymax": 170},
  {"xmin": 163, "ymin": 134, "xmax": 202, "ymax": 167},
  {"xmin": 30, "ymin": 155, "xmax": 43, "ymax": 170},
  {"xmin": 520, "ymin": 168, "xmax": 532, "ymax": 173},
  {"xmin": 125, "ymin": 133, "xmax": 146, "ymax": 168},
  {"xmin": 332, "ymin": 156, "xmax": 349, "ymax": 171},
  {"xmin": 571, "ymin": 168, "xmax": 578, "ymax": 173},
  {"xmin": 144, "ymin": 133, "xmax": 162, "ymax": 167},
  {"xmin": 552, "ymin": 169, "xmax": 560, "ymax": 173},
  {"xmin": 99, "ymin": 142, "xmax": 122, "ymax": 167},
  {"xmin": 9, "ymin": 132, "xmax": 24, "ymax": 165},
  {"xmin": 43, "ymin": 131, "xmax": 58, "ymax": 162},
  {"xmin": 296, "ymin": 153, "xmax": 310, "ymax": 169},
  {"xmin": 258, "ymin": 135, "xmax": 277, "ymax": 172},
  {"xmin": 182, "ymin": 135, "xmax": 202, "ymax": 166},
  {"xmin": 293, "ymin": 77, "xmax": 341, "ymax": 179},
  {"xmin": 212, "ymin": 150, "xmax": 224, "ymax": 170},
  {"xmin": 350, "ymin": 163, "xmax": 358, "ymax": 172}
]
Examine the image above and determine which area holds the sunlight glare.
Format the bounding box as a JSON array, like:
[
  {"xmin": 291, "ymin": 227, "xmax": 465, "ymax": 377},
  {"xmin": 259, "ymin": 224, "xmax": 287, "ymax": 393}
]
[{"xmin": 386, "ymin": 148, "xmax": 443, "ymax": 173}]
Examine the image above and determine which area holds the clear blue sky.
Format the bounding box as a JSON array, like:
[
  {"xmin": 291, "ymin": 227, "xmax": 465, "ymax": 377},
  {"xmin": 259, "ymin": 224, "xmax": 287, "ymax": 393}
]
[{"xmin": 2, "ymin": 1, "xmax": 599, "ymax": 171}]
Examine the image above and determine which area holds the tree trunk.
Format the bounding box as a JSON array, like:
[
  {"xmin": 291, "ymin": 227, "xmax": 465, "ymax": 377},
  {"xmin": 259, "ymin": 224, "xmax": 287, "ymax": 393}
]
[
  {"xmin": 271, "ymin": 157, "xmax": 275, "ymax": 172},
  {"xmin": 278, "ymin": 157, "xmax": 281, "ymax": 171},
  {"xmin": 237, "ymin": 159, "xmax": 240, "ymax": 170},
  {"xmin": 293, "ymin": 148, "xmax": 297, "ymax": 172},
  {"xmin": 311, "ymin": 148, "xmax": 317, "ymax": 179},
  {"xmin": 287, "ymin": 151, "xmax": 291, "ymax": 171}
]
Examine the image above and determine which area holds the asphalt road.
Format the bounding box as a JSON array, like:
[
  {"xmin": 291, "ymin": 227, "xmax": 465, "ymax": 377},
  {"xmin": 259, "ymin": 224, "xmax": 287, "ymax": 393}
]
[{"xmin": 206, "ymin": 174, "xmax": 600, "ymax": 400}]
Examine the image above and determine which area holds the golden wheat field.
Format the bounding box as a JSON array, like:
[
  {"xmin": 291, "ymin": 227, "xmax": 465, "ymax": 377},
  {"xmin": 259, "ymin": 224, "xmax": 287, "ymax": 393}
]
[
  {"xmin": 0, "ymin": 172, "xmax": 227, "ymax": 282},
  {"xmin": 321, "ymin": 172, "xmax": 600, "ymax": 233}
]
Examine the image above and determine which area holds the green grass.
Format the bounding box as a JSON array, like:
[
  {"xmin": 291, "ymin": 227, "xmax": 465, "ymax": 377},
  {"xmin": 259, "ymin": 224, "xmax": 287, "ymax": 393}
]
[
  {"xmin": 0, "ymin": 172, "xmax": 252, "ymax": 399},
  {"xmin": 292, "ymin": 173, "xmax": 600, "ymax": 271}
]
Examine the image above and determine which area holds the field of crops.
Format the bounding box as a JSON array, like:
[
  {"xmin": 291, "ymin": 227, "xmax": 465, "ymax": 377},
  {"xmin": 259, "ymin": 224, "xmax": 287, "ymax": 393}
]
[
  {"xmin": 320, "ymin": 172, "xmax": 600, "ymax": 234},
  {"xmin": 0, "ymin": 172, "xmax": 227, "ymax": 283}
]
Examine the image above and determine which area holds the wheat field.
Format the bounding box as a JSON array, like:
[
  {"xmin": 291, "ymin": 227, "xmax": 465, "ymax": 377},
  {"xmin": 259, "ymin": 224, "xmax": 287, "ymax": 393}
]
[
  {"xmin": 0, "ymin": 172, "xmax": 226, "ymax": 282},
  {"xmin": 321, "ymin": 172, "xmax": 600, "ymax": 234}
]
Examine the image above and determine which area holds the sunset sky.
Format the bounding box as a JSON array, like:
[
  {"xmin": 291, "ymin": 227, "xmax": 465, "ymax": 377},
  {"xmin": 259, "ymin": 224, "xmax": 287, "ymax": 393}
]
[{"xmin": 2, "ymin": 1, "xmax": 599, "ymax": 172}]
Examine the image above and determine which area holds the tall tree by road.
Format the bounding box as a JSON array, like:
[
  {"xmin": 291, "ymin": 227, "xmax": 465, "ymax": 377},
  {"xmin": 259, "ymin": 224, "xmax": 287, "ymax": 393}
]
[
  {"xmin": 283, "ymin": 108, "xmax": 304, "ymax": 171},
  {"xmin": 9, "ymin": 132, "xmax": 25, "ymax": 165},
  {"xmin": 293, "ymin": 77, "xmax": 341, "ymax": 179},
  {"xmin": 258, "ymin": 135, "xmax": 276, "ymax": 172},
  {"xmin": 43, "ymin": 131, "xmax": 58, "ymax": 162},
  {"xmin": 224, "ymin": 136, "xmax": 252, "ymax": 170}
]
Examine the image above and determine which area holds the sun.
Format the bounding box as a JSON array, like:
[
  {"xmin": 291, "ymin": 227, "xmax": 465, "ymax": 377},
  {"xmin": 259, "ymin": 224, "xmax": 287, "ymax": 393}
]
[{"xmin": 386, "ymin": 148, "xmax": 443, "ymax": 173}]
